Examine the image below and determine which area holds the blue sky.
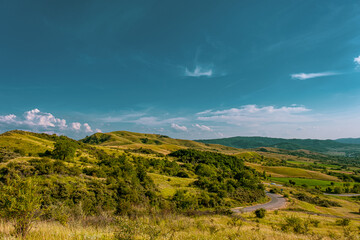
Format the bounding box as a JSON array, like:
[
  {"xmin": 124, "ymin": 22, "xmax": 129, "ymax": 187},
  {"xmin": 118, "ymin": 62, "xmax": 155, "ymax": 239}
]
[{"xmin": 1, "ymin": 0, "xmax": 360, "ymax": 139}]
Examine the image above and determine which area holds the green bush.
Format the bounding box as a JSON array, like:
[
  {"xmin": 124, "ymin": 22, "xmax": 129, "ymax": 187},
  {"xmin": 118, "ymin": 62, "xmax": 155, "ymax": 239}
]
[
  {"xmin": 254, "ymin": 208, "xmax": 266, "ymax": 218},
  {"xmin": 281, "ymin": 215, "xmax": 310, "ymax": 234},
  {"xmin": 336, "ymin": 218, "xmax": 350, "ymax": 226},
  {"xmin": 0, "ymin": 176, "xmax": 42, "ymax": 238}
]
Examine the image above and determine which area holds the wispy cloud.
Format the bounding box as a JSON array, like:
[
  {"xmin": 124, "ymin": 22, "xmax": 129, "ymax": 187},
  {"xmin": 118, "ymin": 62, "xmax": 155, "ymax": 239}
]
[
  {"xmin": 185, "ymin": 66, "xmax": 213, "ymax": 77},
  {"xmin": 193, "ymin": 124, "xmax": 212, "ymax": 131},
  {"xmin": 171, "ymin": 123, "xmax": 188, "ymax": 131},
  {"xmin": 132, "ymin": 116, "xmax": 187, "ymax": 126},
  {"xmin": 291, "ymin": 72, "xmax": 339, "ymax": 80},
  {"xmin": 197, "ymin": 105, "xmax": 312, "ymax": 125}
]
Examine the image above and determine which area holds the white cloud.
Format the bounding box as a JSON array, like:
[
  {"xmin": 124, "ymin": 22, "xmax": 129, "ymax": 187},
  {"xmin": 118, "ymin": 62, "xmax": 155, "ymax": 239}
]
[
  {"xmin": 0, "ymin": 109, "xmax": 96, "ymax": 134},
  {"xmin": 354, "ymin": 56, "xmax": 360, "ymax": 66},
  {"xmin": 197, "ymin": 105, "xmax": 312, "ymax": 125},
  {"xmin": 95, "ymin": 128, "xmax": 102, "ymax": 133},
  {"xmin": 83, "ymin": 123, "xmax": 93, "ymax": 133},
  {"xmin": 71, "ymin": 122, "xmax": 81, "ymax": 131},
  {"xmin": 193, "ymin": 124, "xmax": 212, "ymax": 131},
  {"xmin": 196, "ymin": 109, "xmax": 212, "ymax": 115},
  {"xmin": 23, "ymin": 109, "xmax": 67, "ymax": 129},
  {"xmin": 171, "ymin": 123, "xmax": 188, "ymax": 131},
  {"xmin": 185, "ymin": 66, "xmax": 213, "ymax": 77},
  {"xmin": 0, "ymin": 114, "xmax": 17, "ymax": 124},
  {"xmin": 291, "ymin": 72, "xmax": 338, "ymax": 80}
]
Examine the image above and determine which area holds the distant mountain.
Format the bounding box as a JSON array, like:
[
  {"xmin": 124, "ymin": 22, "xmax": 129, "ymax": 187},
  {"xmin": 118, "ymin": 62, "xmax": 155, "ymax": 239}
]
[
  {"xmin": 336, "ymin": 138, "xmax": 360, "ymax": 145},
  {"xmin": 196, "ymin": 136, "xmax": 360, "ymax": 156}
]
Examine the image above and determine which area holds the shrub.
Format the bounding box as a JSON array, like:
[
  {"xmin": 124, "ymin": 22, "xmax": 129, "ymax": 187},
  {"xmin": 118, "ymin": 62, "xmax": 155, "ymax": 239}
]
[
  {"xmin": 176, "ymin": 171, "xmax": 190, "ymax": 178},
  {"xmin": 0, "ymin": 176, "xmax": 42, "ymax": 238},
  {"xmin": 309, "ymin": 219, "xmax": 320, "ymax": 227},
  {"xmin": 254, "ymin": 208, "xmax": 266, "ymax": 218},
  {"xmin": 336, "ymin": 218, "xmax": 350, "ymax": 226},
  {"xmin": 281, "ymin": 215, "xmax": 310, "ymax": 234}
]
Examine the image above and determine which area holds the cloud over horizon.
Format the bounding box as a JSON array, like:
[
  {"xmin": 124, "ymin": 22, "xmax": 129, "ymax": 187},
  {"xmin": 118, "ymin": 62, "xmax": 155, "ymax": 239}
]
[
  {"xmin": 0, "ymin": 109, "xmax": 97, "ymax": 134},
  {"xmin": 197, "ymin": 105, "xmax": 312, "ymax": 125}
]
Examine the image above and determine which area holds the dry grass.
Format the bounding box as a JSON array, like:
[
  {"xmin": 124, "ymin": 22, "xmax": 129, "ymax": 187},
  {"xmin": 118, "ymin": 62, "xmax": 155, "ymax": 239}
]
[{"xmin": 1, "ymin": 211, "xmax": 360, "ymax": 240}]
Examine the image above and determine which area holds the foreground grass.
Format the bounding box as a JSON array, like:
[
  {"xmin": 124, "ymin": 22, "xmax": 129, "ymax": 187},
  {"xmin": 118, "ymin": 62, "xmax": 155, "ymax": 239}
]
[{"xmin": 1, "ymin": 211, "xmax": 360, "ymax": 240}]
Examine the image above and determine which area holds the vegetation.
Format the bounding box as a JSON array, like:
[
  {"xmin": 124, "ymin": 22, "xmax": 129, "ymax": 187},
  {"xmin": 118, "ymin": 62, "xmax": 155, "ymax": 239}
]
[
  {"xmin": 255, "ymin": 208, "xmax": 266, "ymax": 218},
  {"xmin": 197, "ymin": 136, "xmax": 360, "ymax": 156},
  {"xmin": 0, "ymin": 176, "xmax": 42, "ymax": 238},
  {"xmin": 1, "ymin": 130, "xmax": 360, "ymax": 239}
]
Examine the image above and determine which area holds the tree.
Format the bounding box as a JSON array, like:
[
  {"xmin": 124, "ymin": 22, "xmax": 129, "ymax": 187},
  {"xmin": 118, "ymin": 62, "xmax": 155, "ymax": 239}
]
[
  {"xmin": 0, "ymin": 176, "xmax": 42, "ymax": 238},
  {"xmin": 52, "ymin": 137, "xmax": 77, "ymax": 161}
]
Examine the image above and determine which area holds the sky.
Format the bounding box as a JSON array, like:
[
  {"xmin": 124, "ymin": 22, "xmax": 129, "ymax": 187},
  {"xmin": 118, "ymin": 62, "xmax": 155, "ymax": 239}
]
[{"xmin": 1, "ymin": 0, "xmax": 360, "ymax": 140}]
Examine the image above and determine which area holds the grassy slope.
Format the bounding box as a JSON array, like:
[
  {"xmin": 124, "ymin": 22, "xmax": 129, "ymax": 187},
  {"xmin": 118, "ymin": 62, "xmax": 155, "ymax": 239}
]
[
  {"xmin": 0, "ymin": 130, "xmax": 54, "ymax": 154},
  {"xmin": 247, "ymin": 163, "xmax": 338, "ymax": 181},
  {"xmin": 80, "ymin": 131, "xmax": 245, "ymax": 155}
]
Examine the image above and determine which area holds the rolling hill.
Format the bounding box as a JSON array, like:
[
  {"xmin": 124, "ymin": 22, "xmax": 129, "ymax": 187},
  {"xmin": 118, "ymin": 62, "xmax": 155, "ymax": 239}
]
[
  {"xmin": 196, "ymin": 136, "xmax": 360, "ymax": 156},
  {"xmin": 80, "ymin": 131, "xmax": 243, "ymax": 155},
  {"xmin": 336, "ymin": 137, "xmax": 360, "ymax": 145}
]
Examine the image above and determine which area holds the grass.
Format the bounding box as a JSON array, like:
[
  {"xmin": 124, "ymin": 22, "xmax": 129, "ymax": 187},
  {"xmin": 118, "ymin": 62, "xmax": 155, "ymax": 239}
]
[
  {"xmin": 269, "ymin": 177, "xmax": 352, "ymax": 188},
  {"xmin": 1, "ymin": 211, "xmax": 360, "ymax": 239},
  {"xmin": 148, "ymin": 173, "xmax": 197, "ymax": 198},
  {"xmin": 247, "ymin": 163, "xmax": 338, "ymax": 181}
]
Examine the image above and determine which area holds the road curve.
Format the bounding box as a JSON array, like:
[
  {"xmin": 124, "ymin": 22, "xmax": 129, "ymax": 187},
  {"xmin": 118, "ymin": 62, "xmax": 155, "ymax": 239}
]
[{"xmin": 232, "ymin": 192, "xmax": 287, "ymax": 213}]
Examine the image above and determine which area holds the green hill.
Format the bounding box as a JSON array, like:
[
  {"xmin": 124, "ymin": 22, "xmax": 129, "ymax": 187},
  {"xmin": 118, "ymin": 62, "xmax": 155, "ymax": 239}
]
[
  {"xmin": 80, "ymin": 131, "xmax": 243, "ymax": 155},
  {"xmin": 336, "ymin": 137, "xmax": 360, "ymax": 145},
  {"xmin": 196, "ymin": 136, "xmax": 360, "ymax": 156}
]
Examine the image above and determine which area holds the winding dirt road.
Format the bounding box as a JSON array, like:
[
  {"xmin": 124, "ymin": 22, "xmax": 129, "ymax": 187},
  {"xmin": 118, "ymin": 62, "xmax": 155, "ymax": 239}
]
[{"xmin": 232, "ymin": 192, "xmax": 287, "ymax": 213}]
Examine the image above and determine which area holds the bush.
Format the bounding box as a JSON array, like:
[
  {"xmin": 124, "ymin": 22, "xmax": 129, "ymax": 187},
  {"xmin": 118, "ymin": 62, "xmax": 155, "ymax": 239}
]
[
  {"xmin": 0, "ymin": 176, "xmax": 42, "ymax": 238},
  {"xmin": 254, "ymin": 208, "xmax": 266, "ymax": 218},
  {"xmin": 336, "ymin": 218, "xmax": 350, "ymax": 226},
  {"xmin": 281, "ymin": 215, "xmax": 310, "ymax": 234}
]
